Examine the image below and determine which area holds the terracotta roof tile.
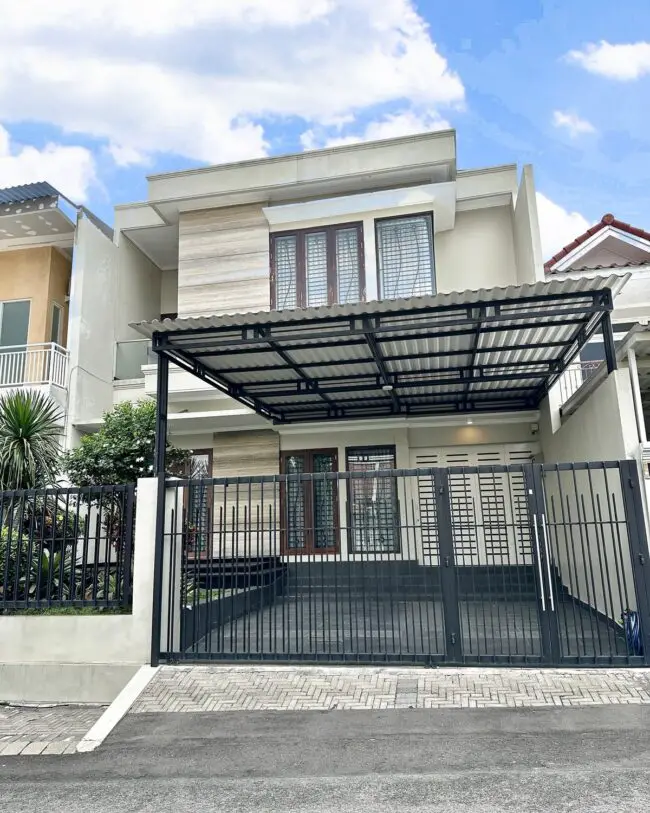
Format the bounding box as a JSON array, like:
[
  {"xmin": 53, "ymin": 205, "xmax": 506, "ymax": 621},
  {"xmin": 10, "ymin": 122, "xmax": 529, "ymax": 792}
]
[{"xmin": 544, "ymin": 214, "xmax": 650, "ymax": 273}]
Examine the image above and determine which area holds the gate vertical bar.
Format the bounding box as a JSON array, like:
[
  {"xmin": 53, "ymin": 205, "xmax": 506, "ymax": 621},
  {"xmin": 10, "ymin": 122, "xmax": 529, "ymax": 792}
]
[
  {"xmin": 434, "ymin": 469, "xmax": 462, "ymax": 662},
  {"xmin": 619, "ymin": 460, "xmax": 650, "ymax": 663},
  {"xmin": 150, "ymin": 348, "xmax": 169, "ymax": 667},
  {"xmin": 527, "ymin": 464, "xmax": 560, "ymax": 663}
]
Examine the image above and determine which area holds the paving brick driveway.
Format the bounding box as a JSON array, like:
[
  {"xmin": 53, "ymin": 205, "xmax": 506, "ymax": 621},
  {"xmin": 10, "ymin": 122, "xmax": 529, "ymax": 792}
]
[
  {"xmin": 0, "ymin": 705, "xmax": 105, "ymax": 757},
  {"xmin": 132, "ymin": 665, "xmax": 650, "ymax": 712}
]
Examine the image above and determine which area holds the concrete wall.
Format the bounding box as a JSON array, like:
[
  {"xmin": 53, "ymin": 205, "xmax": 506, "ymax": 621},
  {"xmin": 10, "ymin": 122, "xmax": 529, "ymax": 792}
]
[
  {"xmin": 115, "ymin": 235, "xmax": 162, "ymax": 343},
  {"xmin": 540, "ymin": 371, "xmax": 636, "ymax": 464},
  {"xmin": 435, "ymin": 206, "xmax": 518, "ymax": 291},
  {"xmin": 512, "ymin": 165, "xmax": 544, "ymax": 285},
  {"xmin": 48, "ymin": 249, "xmax": 71, "ymax": 346},
  {"xmin": 0, "ymin": 479, "xmax": 158, "ymax": 704},
  {"xmin": 0, "ymin": 246, "xmax": 72, "ymax": 345},
  {"xmin": 539, "ymin": 374, "xmax": 639, "ymax": 624},
  {"xmin": 66, "ymin": 214, "xmax": 118, "ymax": 444}
]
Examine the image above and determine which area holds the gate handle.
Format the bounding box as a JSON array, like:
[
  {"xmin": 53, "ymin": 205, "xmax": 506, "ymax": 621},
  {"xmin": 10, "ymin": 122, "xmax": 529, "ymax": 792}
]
[
  {"xmin": 541, "ymin": 514, "xmax": 555, "ymax": 612},
  {"xmin": 532, "ymin": 514, "xmax": 546, "ymax": 612}
]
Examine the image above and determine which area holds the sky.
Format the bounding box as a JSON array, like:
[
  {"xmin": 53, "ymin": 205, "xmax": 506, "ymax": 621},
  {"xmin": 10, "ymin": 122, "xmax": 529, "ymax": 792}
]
[{"xmin": 0, "ymin": 0, "xmax": 648, "ymax": 260}]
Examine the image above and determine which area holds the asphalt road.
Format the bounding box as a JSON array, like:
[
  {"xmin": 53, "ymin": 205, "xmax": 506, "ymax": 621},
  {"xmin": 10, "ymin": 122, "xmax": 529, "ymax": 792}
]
[{"xmin": 2, "ymin": 706, "xmax": 650, "ymax": 812}]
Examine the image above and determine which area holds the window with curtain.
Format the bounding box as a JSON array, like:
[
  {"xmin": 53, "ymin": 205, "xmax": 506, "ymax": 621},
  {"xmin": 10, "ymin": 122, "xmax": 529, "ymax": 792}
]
[
  {"xmin": 376, "ymin": 213, "xmax": 435, "ymax": 300},
  {"xmin": 281, "ymin": 449, "xmax": 339, "ymax": 553},
  {"xmin": 347, "ymin": 446, "xmax": 400, "ymax": 553},
  {"xmin": 271, "ymin": 223, "xmax": 364, "ymax": 309}
]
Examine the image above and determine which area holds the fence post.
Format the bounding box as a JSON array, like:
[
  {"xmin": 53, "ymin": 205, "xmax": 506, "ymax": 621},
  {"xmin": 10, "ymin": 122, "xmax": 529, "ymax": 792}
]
[
  {"xmin": 619, "ymin": 460, "xmax": 650, "ymax": 663},
  {"xmin": 158, "ymin": 483, "xmax": 184, "ymax": 659},
  {"xmin": 130, "ymin": 478, "xmax": 159, "ymax": 663}
]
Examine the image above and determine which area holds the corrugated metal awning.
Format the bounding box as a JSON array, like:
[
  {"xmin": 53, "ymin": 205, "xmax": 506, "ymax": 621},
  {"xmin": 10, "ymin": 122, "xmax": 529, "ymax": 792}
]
[
  {"xmin": 133, "ymin": 275, "xmax": 628, "ymax": 424},
  {"xmin": 0, "ymin": 181, "xmax": 60, "ymax": 207}
]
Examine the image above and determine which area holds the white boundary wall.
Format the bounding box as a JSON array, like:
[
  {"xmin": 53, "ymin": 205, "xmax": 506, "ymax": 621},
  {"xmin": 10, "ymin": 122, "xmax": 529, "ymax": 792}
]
[{"xmin": 0, "ymin": 479, "xmax": 158, "ymax": 703}]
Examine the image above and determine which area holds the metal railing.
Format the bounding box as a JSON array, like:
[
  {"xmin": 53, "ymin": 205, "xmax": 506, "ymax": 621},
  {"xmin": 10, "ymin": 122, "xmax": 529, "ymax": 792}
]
[
  {"xmin": 0, "ymin": 484, "xmax": 135, "ymax": 611},
  {"xmin": 114, "ymin": 339, "xmax": 155, "ymax": 380},
  {"xmin": 0, "ymin": 343, "xmax": 68, "ymax": 389},
  {"xmin": 157, "ymin": 463, "xmax": 650, "ymax": 665},
  {"xmin": 557, "ymin": 360, "xmax": 602, "ymax": 407}
]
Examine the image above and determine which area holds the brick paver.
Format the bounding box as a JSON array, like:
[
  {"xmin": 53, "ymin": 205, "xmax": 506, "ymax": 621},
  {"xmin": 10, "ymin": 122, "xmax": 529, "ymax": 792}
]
[
  {"xmin": 131, "ymin": 665, "xmax": 650, "ymax": 712},
  {"xmin": 0, "ymin": 704, "xmax": 105, "ymax": 757}
]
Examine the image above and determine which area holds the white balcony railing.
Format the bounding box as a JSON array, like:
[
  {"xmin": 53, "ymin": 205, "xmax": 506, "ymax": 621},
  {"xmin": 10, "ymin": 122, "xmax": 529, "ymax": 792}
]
[
  {"xmin": 557, "ymin": 360, "xmax": 602, "ymax": 408},
  {"xmin": 0, "ymin": 343, "xmax": 69, "ymax": 389}
]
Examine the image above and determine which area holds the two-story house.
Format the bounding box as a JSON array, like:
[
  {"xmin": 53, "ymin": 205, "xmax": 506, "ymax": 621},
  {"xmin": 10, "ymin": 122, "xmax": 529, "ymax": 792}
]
[
  {"xmin": 67, "ymin": 131, "xmax": 650, "ymax": 668},
  {"xmin": 0, "ymin": 181, "xmax": 114, "ymax": 438}
]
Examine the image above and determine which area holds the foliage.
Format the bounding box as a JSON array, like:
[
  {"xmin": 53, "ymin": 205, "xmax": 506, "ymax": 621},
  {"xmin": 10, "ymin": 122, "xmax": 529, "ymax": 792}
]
[
  {"xmin": 62, "ymin": 399, "xmax": 190, "ymax": 487},
  {"xmin": 0, "ymin": 525, "xmax": 123, "ymax": 608},
  {"xmin": 0, "ymin": 390, "xmax": 63, "ymax": 490}
]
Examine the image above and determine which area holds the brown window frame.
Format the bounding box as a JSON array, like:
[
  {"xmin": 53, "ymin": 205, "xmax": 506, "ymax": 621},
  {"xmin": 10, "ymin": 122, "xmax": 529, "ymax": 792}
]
[
  {"xmin": 270, "ymin": 222, "xmax": 366, "ymax": 309},
  {"xmin": 280, "ymin": 449, "xmax": 340, "ymax": 555},
  {"xmin": 374, "ymin": 211, "xmax": 436, "ymax": 301}
]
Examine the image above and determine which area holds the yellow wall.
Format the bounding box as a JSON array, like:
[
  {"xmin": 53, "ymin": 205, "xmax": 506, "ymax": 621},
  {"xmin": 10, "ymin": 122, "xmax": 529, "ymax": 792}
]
[{"xmin": 0, "ymin": 247, "xmax": 71, "ymax": 346}]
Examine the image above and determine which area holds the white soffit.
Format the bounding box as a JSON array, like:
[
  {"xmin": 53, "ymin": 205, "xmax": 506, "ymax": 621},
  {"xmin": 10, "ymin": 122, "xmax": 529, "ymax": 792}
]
[{"xmin": 263, "ymin": 182, "xmax": 457, "ymax": 232}]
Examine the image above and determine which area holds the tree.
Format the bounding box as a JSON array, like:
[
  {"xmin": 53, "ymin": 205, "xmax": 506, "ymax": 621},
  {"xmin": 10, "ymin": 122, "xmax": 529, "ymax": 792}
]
[
  {"xmin": 0, "ymin": 390, "xmax": 63, "ymax": 490},
  {"xmin": 63, "ymin": 399, "xmax": 190, "ymax": 486}
]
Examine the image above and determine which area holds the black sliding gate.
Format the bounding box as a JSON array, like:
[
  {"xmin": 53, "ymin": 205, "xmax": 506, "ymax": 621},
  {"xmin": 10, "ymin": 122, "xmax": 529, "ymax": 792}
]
[{"xmin": 157, "ymin": 461, "xmax": 650, "ymax": 666}]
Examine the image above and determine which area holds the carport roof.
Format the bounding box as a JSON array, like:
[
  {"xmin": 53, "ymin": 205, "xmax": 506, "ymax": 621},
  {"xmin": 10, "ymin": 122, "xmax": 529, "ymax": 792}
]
[{"xmin": 133, "ymin": 275, "xmax": 627, "ymax": 424}]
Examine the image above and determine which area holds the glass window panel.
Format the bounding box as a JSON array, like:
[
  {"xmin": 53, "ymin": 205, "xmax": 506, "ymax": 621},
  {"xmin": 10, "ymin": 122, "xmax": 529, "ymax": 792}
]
[
  {"xmin": 0, "ymin": 300, "xmax": 30, "ymax": 347},
  {"xmin": 285, "ymin": 454, "xmax": 306, "ymax": 549},
  {"xmin": 187, "ymin": 453, "xmax": 212, "ymax": 554},
  {"xmin": 347, "ymin": 447, "xmax": 399, "ymax": 553},
  {"xmin": 312, "ymin": 452, "xmax": 337, "ymax": 549},
  {"xmin": 377, "ymin": 215, "xmax": 435, "ymax": 300},
  {"xmin": 274, "ymin": 235, "xmax": 298, "ymax": 309},
  {"xmin": 305, "ymin": 232, "xmax": 328, "ymax": 307},
  {"xmin": 336, "ymin": 228, "xmax": 360, "ymax": 304}
]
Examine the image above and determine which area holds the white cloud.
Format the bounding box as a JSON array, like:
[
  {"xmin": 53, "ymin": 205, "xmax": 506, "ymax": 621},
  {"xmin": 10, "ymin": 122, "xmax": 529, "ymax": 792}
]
[
  {"xmin": 1, "ymin": 0, "xmax": 336, "ymax": 35},
  {"xmin": 0, "ymin": 0, "xmax": 464, "ymax": 167},
  {"xmin": 552, "ymin": 110, "xmax": 596, "ymax": 137},
  {"xmin": 302, "ymin": 110, "xmax": 451, "ymax": 150},
  {"xmin": 0, "ymin": 125, "xmax": 96, "ymax": 201},
  {"xmin": 567, "ymin": 41, "xmax": 650, "ymax": 81},
  {"xmin": 536, "ymin": 193, "xmax": 591, "ymax": 261}
]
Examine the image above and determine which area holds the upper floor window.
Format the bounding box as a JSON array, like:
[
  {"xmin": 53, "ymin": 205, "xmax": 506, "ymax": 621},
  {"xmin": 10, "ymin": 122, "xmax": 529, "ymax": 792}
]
[
  {"xmin": 376, "ymin": 213, "xmax": 435, "ymax": 300},
  {"xmin": 270, "ymin": 223, "xmax": 365, "ymax": 309}
]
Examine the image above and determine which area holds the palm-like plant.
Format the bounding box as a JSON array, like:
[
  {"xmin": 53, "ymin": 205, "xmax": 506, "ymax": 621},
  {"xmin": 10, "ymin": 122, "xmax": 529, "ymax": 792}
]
[{"xmin": 0, "ymin": 390, "xmax": 63, "ymax": 490}]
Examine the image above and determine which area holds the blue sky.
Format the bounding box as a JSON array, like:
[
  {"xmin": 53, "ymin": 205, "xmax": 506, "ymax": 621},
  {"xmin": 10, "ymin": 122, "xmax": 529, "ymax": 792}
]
[{"xmin": 0, "ymin": 0, "xmax": 648, "ymax": 258}]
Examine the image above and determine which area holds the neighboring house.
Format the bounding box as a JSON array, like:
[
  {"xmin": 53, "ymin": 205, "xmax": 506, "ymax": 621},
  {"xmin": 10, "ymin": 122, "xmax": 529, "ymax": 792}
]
[
  {"xmin": 62, "ymin": 131, "xmax": 650, "ymax": 667},
  {"xmin": 545, "ymin": 212, "xmax": 650, "ymax": 474},
  {"xmin": 0, "ymin": 181, "xmax": 113, "ymax": 437}
]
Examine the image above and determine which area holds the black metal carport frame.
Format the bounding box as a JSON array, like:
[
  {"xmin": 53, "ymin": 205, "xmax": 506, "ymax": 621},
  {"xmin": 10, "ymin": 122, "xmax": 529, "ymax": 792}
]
[{"xmin": 142, "ymin": 277, "xmax": 624, "ymax": 665}]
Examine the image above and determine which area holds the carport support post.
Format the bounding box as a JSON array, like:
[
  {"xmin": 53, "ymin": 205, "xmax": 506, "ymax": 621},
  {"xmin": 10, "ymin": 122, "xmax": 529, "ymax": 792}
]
[
  {"xmin": 150, "ymin": 349, "xmax": 169, "ymax": 666},
  {"xmin": 603, "ymin": 312, "xmax": 617, "ymax": 375}
]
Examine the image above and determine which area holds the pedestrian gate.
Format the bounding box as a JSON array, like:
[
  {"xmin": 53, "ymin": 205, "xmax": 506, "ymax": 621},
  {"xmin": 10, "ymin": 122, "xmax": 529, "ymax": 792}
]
[{"xmin": 156, "ymin": 460, "xmax": 650, "ymax": 666}]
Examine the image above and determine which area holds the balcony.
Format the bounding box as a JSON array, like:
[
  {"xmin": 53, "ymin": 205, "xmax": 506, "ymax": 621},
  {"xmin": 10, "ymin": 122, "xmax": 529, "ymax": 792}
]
[
  {"xmin": 0, "ymin": 343, "xmax": 69, "ymax": 409},
  {"xmin": 557, "ymin": 360, "xmax": 602, "ymax": 410},
  {"xmin": 114, "ymin": 339, "xmax": 234, "ymax": 403}
]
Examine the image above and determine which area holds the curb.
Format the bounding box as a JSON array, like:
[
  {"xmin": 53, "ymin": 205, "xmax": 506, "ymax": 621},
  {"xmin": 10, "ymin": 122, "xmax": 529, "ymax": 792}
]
[{"xmin": 76, "ymin": 666, "xmax": 160, "ymax": 753}]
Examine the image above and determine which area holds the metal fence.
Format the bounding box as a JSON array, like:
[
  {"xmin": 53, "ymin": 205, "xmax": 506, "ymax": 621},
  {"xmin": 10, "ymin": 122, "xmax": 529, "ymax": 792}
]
[
  {"xmin": 157, "ymin": 462, "xmax": 650, "ymax": 666},
  {"xmin": 0, "ymin": 484, "xmax": 135, "ymax": 611},
  {"xmin": 557, "ymin": 360, "xmax": 602, "ymax": 408}
]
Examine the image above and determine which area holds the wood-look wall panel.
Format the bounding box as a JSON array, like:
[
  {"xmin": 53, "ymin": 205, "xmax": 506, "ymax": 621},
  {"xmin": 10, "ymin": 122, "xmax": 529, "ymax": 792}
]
[
  {"xmin": 178, "ymin": 204, "xmax": 271, "ymax": 317},
  {"xmin": 212, "ymin": 430, "xmax": 280, "ymax": 477},
  {"xmin": 178, "ymin": 280, "xmax": 269, "ymax": 317}
]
